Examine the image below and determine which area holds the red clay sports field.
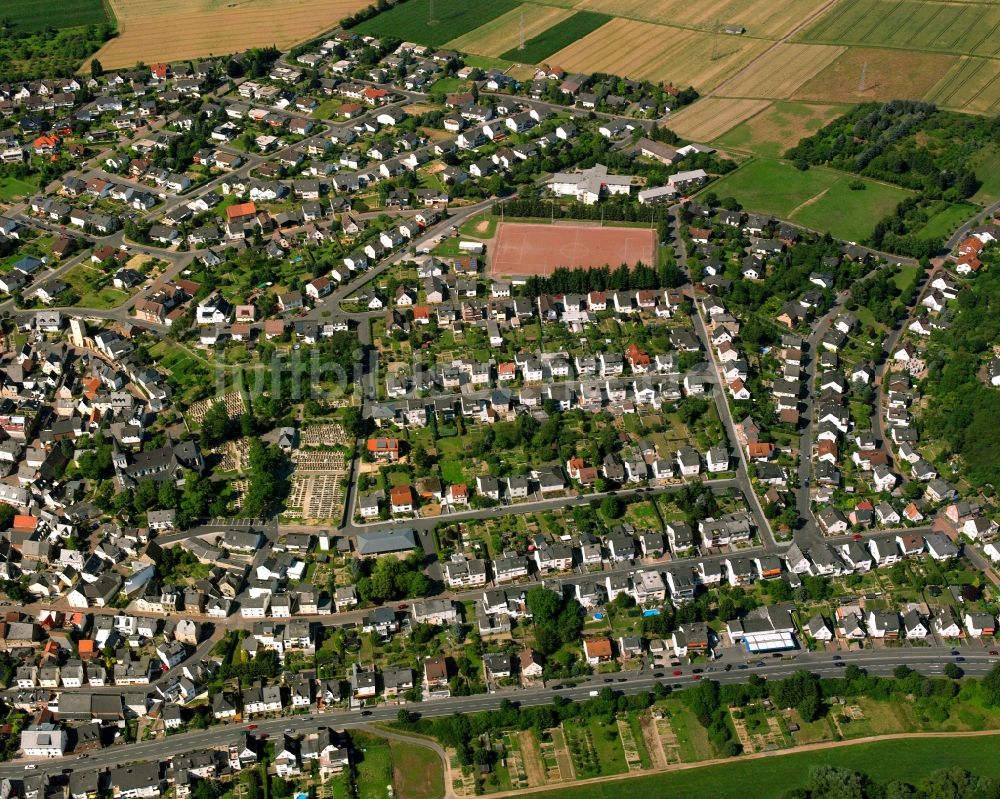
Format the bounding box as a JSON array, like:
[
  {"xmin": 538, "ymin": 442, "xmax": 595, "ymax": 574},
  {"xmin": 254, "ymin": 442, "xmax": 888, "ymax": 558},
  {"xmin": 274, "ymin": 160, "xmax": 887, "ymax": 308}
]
[{"xmin": 488, "ymin": 221, "xmax": 658, "ymax": 277}]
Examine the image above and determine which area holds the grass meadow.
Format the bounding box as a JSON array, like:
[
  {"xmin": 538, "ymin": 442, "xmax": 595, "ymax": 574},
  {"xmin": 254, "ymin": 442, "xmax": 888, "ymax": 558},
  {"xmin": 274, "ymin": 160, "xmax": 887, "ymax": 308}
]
[{"xmin": 704, "ymin": 158, "xmax": 911, "ymax": 241}]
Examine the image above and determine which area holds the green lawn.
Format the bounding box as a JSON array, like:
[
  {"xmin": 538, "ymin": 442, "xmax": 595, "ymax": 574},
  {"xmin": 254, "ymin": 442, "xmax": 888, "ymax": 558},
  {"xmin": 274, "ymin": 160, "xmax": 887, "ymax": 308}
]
[
  {"xmin": 0, "ymin": 176, "xmax": 38, "ymax": 201},
  {"xmin": 587, "ymin": 718, "xmax": 628, "ymax": 775},
  {"xmin": 458, "ymin": 213, "xmax": 498, "ymax": 239},
  {"xmin": 4, "ymin": 0, "xmax": 109, "ymax": 31},
  {"xmin": 313, "ymin": 98, "xmax": 343, "ymax": 120},
  {"xmin": 704, "ymin": 158, "xmax": 911, "ymax": 242},
  {"xmin": 971, "ymin": 146, "xmax": 1000, "ymax": 204},
  {"xmin": 61, "ymin": 264, "xmax": 129, "ymax": 310},
  {"xmin": 461, "ymin": 53, "xmax": 517, "ymax": 71},
  {"xmin": 892, "ymin": 263, "xmax": 921, "ymax": 293},
  {"xmin": 439, "ymin": 460, "xmax": 468, "ymax": 484},
  {"xmin": 354, "ymin": 735, "xmax": 394, "ymax": 799},
  {"xmin": 389, "ymin": 739, "xmax": 445, "ymax": 799},
  {"xmin": 355, "ymin": 0, "xmax": 523, "ymax": 47},
  {"xmin": 499, "ymin": 11, "xmax": 612, "ymax": 62},
  {"xmin": 527, "ymin": 734, "xmax": 1000, "ymax": 799},
  {"xmin": 917, "ymin": 201, "xmax": 980, "ymax": 241},
  {"xmin": 428, "ymin": 76, "xmax": 469, "ymax": 95}
]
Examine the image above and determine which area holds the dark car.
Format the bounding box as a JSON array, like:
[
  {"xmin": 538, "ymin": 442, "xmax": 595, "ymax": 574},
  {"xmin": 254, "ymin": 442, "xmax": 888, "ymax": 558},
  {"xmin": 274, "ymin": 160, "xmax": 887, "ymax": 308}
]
[
  {"xmin": 360, "ymin": 710, "xmax": 372, "ymax": 716},
  {"xmin": 956, "ymin": 656, "xmax": 966, "ymax": 662},
  {"xmin": 738, "ymin": 664, "xmax": 748, "ymax": 670},
  {"xmin": 653, "ymin": 672, "xmax": 663, "ymax": 678},
  {"xmin": 951, "ymin": 650, "xmax": 960, "ymax": 656},
  {"xmin": 604, "ymin": 678, "xmax": 614, "ymax": 683},
  {"xmin": 692, "ymin": 668, "xmax": 704, "ymax": 674},
  {"xmin": 990, "ymin": 650, "xmax": 999, "ymax": 656},
  {"xmin": 755, "ymin": 661, "xmax": 766, "ymax": 667},
  {"xmin": 724, "ymin": 664, "xmax": 732, "ymax": 672},
  {"xmin": 673, "ymin": 683, "xmax": 684, "ymax": 689},
  {"xmin": 617, "ymin": 678, "xmax": 627, "ymax": 683},
  {"xmin": 835, "ymin": 662, "xmax": 847, "ymax": 668},
  {"xmin": 551, "ymin": 684, "xmax": 563, "ymax": 690},
  {"xmin": 832, "ymin": 655, "xmax": 842, "ymax": 661}
]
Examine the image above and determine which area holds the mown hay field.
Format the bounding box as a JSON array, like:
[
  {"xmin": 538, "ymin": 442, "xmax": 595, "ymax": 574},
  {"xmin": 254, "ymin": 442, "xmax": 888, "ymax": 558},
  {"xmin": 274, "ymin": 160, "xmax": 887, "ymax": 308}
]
[
  {"xmin": 716, "ymin": 43, "xmax": 845, "ymax": 99},
  {"xmin": 790, "ymin": 46, "xmax": 959, "ymax": 104},
  {"xmin": 798, "ymin": 0, "xmax": 1000, "ymax": 57},
  {"xmin": 94, "ymin": 0, "xmax": 371, "ymax": 67},
  {"xmin": 549, "ymin": 18, "xmax": 770, "ymax": 88},
  {"xmin": 667, "ymin": 98, "xmax": 771, "ymax": 142},
  {"xmin": 713, "ymin": 101, "xmax": 848, "ymax": 157},
  {"xmin": 448, "ymin": 5, "xmax": 573, "ymax": 58},
  {"xmin": 573, "ymin": 0, "xmax": 832, "ymax": 39}
]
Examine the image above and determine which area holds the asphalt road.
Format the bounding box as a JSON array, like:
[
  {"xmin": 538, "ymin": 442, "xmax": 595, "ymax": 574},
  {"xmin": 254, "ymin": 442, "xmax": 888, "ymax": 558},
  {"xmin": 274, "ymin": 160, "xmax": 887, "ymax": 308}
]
[
  {"xmin": 667, "ymin": 205, "xmax": 775, "ymax": 549},
  {"xmin": 3, "ymin": 643, "xmax": 995, "ymax": 778}
]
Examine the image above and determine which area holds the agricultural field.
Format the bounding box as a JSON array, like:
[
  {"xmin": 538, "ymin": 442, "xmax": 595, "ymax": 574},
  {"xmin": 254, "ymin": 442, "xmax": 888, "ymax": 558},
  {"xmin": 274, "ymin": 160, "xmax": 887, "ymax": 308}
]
[
  {"xmin": 548, "ymin": 18, "xmax": 770, "ymax": 89},
  {"xmin": 4, "ymin": 0, "xmax": 110, "ymax": 31},
  {"xmin": 798, "ymin": 0, "xmax": 1000, "ymax": 58},
  {"xmin": 573, "ymin": 0, "xmax": 831, "ymax": 39},
  {"xmin": 791, "ymin": 47, "xmax": 959, "ymax": 104},
  {"xmin": 704, "ymin": 158, "xmax": 911, "ymax": 242},
  {"xmin": 355, "ymin": 0, "xmax": 522, "ymax": 47},
  {"xmin": 499, "ymin": 11, "xmax": 612, "ymax": 63},
  {"xmin": 667, "ymin": 98, "xmax": 771, "ymax": 142},
  {"xmin": 715, "ymin": 43, "xmax": 845, "ymax": 100},
  {"xmin": 447, "ymin": 5, "xmax": 573, "ymax": 58},
  {"xmin": 713, "ymin": 101, "xmax": 848, "ymax": 157},
  {"xmin": 93, "ymin": 0, "xmax": 371, "ymax": 68},
  {"xmin": 524, "ymin": 733, "xmax": 1000, "ymax": 799},
  {"xmin": 926, "ymin": 56, "xmax": 1000, "ymax": 114}
]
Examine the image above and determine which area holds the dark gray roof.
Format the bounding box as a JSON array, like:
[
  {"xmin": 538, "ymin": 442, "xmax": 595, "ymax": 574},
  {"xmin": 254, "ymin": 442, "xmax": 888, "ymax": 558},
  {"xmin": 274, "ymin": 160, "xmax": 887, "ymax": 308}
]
[{"xmin": 355, "ymin": 528, "xmax": 417, "ymax": 555}]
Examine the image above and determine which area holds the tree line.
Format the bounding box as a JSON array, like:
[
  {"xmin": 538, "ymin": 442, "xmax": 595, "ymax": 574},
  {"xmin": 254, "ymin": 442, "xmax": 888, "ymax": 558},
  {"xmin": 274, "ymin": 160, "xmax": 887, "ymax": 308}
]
[{"xmin": 922, "ymin": 259, "xmax": 1000, "ymax": 489}]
